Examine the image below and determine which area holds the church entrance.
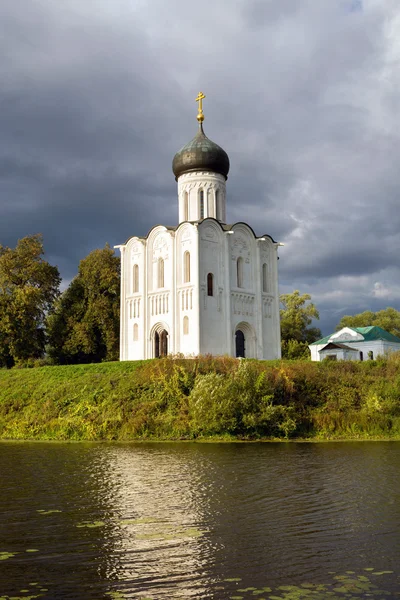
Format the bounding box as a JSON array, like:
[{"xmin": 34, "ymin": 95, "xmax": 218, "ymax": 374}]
[
  {"xmin": 235, "ymin": 330, "xmax": 245, "ymax": 358},
  {"xmin": 155, "ymin": 329, "xmax": 168, "ymax": 358}
]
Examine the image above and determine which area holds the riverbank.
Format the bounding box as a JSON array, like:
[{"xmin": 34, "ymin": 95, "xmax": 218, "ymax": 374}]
[{"xmin": 1, "ymin": 355, "xmax": 400, "ymax": 441}]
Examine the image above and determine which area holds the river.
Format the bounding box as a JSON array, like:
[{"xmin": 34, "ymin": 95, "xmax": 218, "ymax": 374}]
[{"xmin": 1, "ymin": 441, "xmax": 399, "ymax": 599}]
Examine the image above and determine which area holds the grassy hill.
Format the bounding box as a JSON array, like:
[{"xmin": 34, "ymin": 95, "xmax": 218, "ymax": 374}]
[{"xmin": 1, "ymin": 355, "xmax": 400, "ymax": 441}]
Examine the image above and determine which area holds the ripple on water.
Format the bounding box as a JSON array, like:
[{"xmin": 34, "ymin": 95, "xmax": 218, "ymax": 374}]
[{"xmin": 0, "ymin": 441, "xmax": 399, "ymax": 598}]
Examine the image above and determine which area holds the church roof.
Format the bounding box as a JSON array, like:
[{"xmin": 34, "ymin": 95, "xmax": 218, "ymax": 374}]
[
  {"xmin": 121, "ymin": 219, "xmax": 278, "ymax": 246},
  {"xmin": 310, "ymin": 326, "xmax": 400, "ymax": 346},
  {"xmin": 172, "ymin": 123, "xmax": 230, "ymax": 181},
  {"xmin": 318, "ymin": 342, "xmax": 359, "ymax": 352}
]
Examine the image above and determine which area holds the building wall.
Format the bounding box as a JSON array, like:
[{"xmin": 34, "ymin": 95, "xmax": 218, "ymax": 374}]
[
  {"xmin": 311, "ymin": 340, "xmax": 400, "ymax": 362},
  {"xmin": 119, "ymin": 218, "xmax": 281, "ymax": 361},
  {"xmin": 319, "ymin": 348, "xmax": 358, "ymax": 361},
  {"xmin": 259, "ymin": 237, "xmax": 281, "ymax": 360},
  {"xmin": 197, "ymin": 220, "xmax": 281, "ymax": 359},
  {"xmin": 120, "ymin": 224, "xmax": 202, "ymax": 360},
  {"xmin": 146, "ymin": 226, "xmax": 174, "ymax": 357},
  {"xmin": 228, "ymin": 223, "xmax": 259, "ymax": 358},
  {"xmin": 175, "ymin": 223, "xmax": 200, "ymax": 356},
  {"xmin": 198, "ymin": 220, "xmax": 229, "ymax": 356}
]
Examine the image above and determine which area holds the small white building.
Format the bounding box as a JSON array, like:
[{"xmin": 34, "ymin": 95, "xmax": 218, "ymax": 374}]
[
  {"xmin": 309, "ymin": 326, "xmax": 400, "ymax": 361},
  {"xmin": 116, "ymin": 94, "xmax": 281, "ymax": 360}
]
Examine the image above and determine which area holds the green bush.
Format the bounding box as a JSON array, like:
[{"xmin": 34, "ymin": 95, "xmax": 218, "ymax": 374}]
[{"xmin": 1, "ymin": 354, "xmax": 400, "ymax": 440}]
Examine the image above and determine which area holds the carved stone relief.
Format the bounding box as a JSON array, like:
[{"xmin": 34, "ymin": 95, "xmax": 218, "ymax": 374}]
[
  {"xmin": 152, "ymin": 235, "xmax": 169, "ymax": 262},
  {"xmin": 201, "ymin": 227, "xmax": 217, "ymax": 242},
  {"xmin": 233, "ymin": 235, "xmax": 248, "ymax": 253}
]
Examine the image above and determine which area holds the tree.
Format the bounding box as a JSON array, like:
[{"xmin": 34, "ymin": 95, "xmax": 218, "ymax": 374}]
[
  {"xmin": 280, "ymin": 290, "xmax": 321, "ymax": 359},
  {"xmin": 47, "ymin": 245, "xmax": 120, "ymax": 364},
  {"xmin": 337, "ymin": 307, "xmax": 400, "ymax": 337},
  {"xmin": 0, "ymin": 235, "xmax": 61, "ymax": 367}
]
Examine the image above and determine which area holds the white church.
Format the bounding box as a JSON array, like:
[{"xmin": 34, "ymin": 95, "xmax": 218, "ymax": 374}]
[{"xmin": 116, "ymin": 93, "xmax": 281, "ymax": 360}]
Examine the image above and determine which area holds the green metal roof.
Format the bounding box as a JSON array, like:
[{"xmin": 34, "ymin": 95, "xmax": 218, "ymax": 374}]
[{"xmin": 310, "ymin": 326, "xmax": 400, "ymax": 346}]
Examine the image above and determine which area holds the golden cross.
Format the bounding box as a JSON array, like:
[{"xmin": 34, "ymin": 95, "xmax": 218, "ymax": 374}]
[{"xmin": 196, "ymin": 91, "xmax": 206, "ymax": 122}]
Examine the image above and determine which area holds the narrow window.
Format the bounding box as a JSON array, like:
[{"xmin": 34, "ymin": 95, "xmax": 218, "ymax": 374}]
[
  {"xmin": 208, "ymin": 191, "xmax": 213, "ymax": 218},
  {"xmin": 160, "ymin": 330, "xmax": 168, "ymax": 356},
  {"xmin": 199, "ymin": 189, "xmax": 204, "ymax": 219},
  {"xmin": 133, "ymin": 323, "xmax": 139, "ymax": 341},
  {"xmin": 359, "ymin": 351, "xmax": 364, "ymax": 361},
  {"xmin": 133, "ymin": 264, "xmax": 139, "ymax": 293},
  {"xmin": 183, "ymin": 191, "xmax": 189, "ymax": 221},
  {"xmin": 368, "ymin": 351, "xmax": 374, "ymax": 360},
  {"xmin": 184, "ymin": 251, "xmax": 190, "ymax": 283},
  {"xmin": 158, "ymin": 257, "xmax": 164, "ymax": 288},
  {"xmin": 183, "ymin": 316, "xmax": 189, "ymax": 335},
  {"xmin": 237, "ymin": 256, "xmax": 244, "ymax": 288},
  {"xmin": 215, "ymin": 190, "xmax": 220, "ymax": 220},
  {"xmin": 262, "ymin": 263, "xmax": 268, "ymax": 293},
  {"xmin": 207, "ymin": 273, "xmax": 214, "ymax": 296}
]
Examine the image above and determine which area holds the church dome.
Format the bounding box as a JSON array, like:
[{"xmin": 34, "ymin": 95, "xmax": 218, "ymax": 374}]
[{"xmin": 172, "ymin": 123, "xmax": 230, "ymax": 181}]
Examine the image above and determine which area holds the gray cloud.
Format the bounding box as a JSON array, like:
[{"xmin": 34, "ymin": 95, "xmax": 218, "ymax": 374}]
[{"xmin": 1, "ymin": 0, "xmax": 399, "ymax": 334}]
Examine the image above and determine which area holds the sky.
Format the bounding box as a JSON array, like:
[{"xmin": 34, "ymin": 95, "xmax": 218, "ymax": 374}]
[{"xmin": 1, "ymin": 0, "xmax": 400, "ymax": 335}]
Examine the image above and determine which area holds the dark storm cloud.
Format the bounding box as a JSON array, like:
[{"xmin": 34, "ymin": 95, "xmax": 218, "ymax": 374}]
[{"xmin": 1, "ymin": 0, "xmax": 399, "ymax": 333}]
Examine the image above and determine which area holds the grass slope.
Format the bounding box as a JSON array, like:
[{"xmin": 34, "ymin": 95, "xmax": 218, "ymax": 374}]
[{"xmin": 1, "ymin": 355, "xmax": 400, "ymax": 441}]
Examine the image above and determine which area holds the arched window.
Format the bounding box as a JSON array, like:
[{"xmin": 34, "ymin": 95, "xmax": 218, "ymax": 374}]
[
  {"xmin": 237, "ymin": 256, "xmax": 244, "ymax": 288},
  {"xmin": 158, "ymin": 257, "xmax": 164, "ymax": 288},
  {"xmin": 133, "ymin": 264, "xmax": 139, "ymax": 293},
  {"xmin": 133, "ymin": 323, "xmax": 139, "ymax": 341},
  {"xmin": 199, "ymin": 189, "xmax": 204, "ymax": 219},
  {"xmin": 215, "ymin": 190, "xmax": 220, "ymax": 220},
  {"xmin": 183, "ymin": 191, "xmax": 189, "ymax": 221},
  {"xmin": 207, "ymin": 273, "xmax": 214, "ymax": 296},
  {"xmin": 183, "ymin": 316, "xmax": 189, "ymax": 335},
  {"xmin": 184, "ymin": 251, "xmax": 190, "ymax": 283},
  {"xmin": 262, "ymin": 263, "xmax": 268, "ymax": 293}
]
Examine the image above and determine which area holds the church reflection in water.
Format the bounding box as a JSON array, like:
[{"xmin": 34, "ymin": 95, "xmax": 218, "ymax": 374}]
[{"xmin": 102, "ymin": 443, "xmax": 219, "ymax": 598}]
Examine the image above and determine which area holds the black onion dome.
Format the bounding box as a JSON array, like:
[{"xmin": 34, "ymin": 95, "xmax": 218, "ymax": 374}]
[{"xmin": 172, "ymin": 124, "xmax": 230, "ymax": 180}]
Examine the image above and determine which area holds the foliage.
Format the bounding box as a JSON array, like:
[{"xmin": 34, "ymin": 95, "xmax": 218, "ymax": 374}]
[
  {"xmin": 280, "ymin": 290, "xmax": 321, "ymax": 358},
  {"xmin": 0, "ymin": 234, "xmax": 60, "ymax": 367},
  {"xmin": 280, "ymin": 339, "xmax": 311, "ymax": 360},
  {"xmin": 337, "ymin": 307, "xmax": 400, "ymax": 337},
  {"xmin": 47, "ymin": 245, "xmax": 120, "ymax": 364},
  {"xmin": 2, "ymin": 354, "xmax": 400, "ymax": 441}
]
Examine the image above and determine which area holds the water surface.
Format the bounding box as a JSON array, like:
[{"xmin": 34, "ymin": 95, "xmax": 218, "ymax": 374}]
[{"xmin": 1, "ymin": 441, "xmax": 399, "ymax": 598}]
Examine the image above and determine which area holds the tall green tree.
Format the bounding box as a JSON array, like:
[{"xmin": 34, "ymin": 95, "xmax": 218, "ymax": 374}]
[
  {"xmin": 337, "ymin": 307, "xmax": 400, "ymax": 337},
  {"xmin": 47, "ymin": 245, "xmax": 120, "ymax": 364},
  {"xmin": 280, "ymin": 290, "xmax": 321, "ymax": 359},
  {"xmin": 0, "ymin": 234, "xmax": 61, "ymax": 367}
]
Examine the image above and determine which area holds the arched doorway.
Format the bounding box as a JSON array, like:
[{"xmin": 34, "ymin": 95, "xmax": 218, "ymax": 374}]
[
  {"xmin": 234, "ymin": 322, "xmax": 256, "ymax": 359},
  {"xmin": 154, "ymin": 329, "xmax": 168, "ymax": 358},
  {"xmin": 235, "ymin": 330, "xmax": 245, "ymax": 358}
]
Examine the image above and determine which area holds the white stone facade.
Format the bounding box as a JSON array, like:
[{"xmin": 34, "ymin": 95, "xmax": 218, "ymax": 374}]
[
  {"xmin": 117, "ymin": 127, "xmax": 281, "ymax": 360},
  {"xmin": 118, "ymin": 213, "xmax": 281, "ymax": 360}
]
